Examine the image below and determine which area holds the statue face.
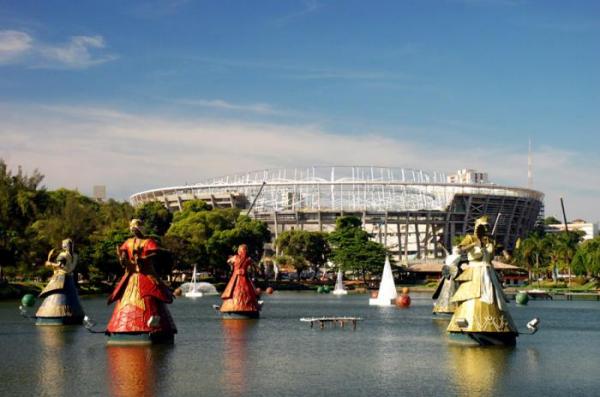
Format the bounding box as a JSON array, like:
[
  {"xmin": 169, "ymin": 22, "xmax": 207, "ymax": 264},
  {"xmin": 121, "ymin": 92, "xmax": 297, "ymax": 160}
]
[
  {"xmin": 476, "ymin": 224, "xmax": 489, "ymax": 237},
  {"xmin": 238, "ymin": 245, "xmax": 247, "ymax": 256}
]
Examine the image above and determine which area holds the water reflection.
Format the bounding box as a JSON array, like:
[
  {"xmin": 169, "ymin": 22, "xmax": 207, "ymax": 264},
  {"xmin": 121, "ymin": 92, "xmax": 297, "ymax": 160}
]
[
  {"xmin": 221, "ymin": 320, "xmax": 257, "ymax": 397},
  {"xmin": 106, "ymin": 345, "xmax": 164, "ymax": 397},
  {"xmin": 446, "ymin": 345, "xmax": 512, "ymax": 397},
  {"xmin": 36, "ymin": 327, "xmax": 73, "ymax": 397}
]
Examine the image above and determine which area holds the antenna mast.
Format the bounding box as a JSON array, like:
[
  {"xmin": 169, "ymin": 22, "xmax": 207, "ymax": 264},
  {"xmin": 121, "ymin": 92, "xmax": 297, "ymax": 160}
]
[{"xmin": 528, "ymin": 137, "xmax": 533, "ymax": 189}]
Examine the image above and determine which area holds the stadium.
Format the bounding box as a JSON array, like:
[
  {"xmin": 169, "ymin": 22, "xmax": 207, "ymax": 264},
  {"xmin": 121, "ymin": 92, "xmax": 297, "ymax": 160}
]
[{"xmin": 130, "ymin": 166, "xmax": 544, "ymax": 260}]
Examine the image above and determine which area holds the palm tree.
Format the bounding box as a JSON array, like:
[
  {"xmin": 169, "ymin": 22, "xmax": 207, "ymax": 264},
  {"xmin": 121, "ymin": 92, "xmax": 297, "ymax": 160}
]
[
  {"xmin": 516, "ymin": 232, "xmax": 548, "ymax": 287},
  {"xmin": 548, "ymin": 231, "xmax": 582, "ymax": 287}
]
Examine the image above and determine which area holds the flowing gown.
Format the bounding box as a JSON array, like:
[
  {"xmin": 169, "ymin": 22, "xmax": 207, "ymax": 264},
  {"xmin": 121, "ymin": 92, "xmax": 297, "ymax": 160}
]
[
  {"xmin": 220, "ymin": 253, "xmax": 261, "ymax": 314},
  {"xmin": 106, "ymin": 237, "xmax": 177, "ymax": 336}
]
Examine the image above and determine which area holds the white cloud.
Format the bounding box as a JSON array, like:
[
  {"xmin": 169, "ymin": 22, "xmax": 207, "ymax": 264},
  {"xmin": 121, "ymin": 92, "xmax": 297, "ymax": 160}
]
[
  {"xmin": 0, "ymin": 30, "xmax": 33, "ymax": 63},
  {"xmin": 0, "ymin": 102, "xmax": 598, "ymax": 222},
  {"xmin": 171, "ymin": 98, "xmax": 279, "ymax": 115},
  {"xmin": 38, "ymin": 35, "xmax": 116, "ymax": 69},
  {"xmin": 0, "ymin": 30, "xmax": 116, "ymax": 69}
]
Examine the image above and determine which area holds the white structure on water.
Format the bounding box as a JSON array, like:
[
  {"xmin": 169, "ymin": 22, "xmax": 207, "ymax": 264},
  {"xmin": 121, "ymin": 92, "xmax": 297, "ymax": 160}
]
[{"xmin": 369, "ymin": 257, "xmax": 398, "ymax": 306}]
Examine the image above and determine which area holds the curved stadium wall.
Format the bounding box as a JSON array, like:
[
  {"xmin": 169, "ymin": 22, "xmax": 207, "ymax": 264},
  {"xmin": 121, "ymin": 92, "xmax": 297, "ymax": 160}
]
[{"xmin": 130, "ymin": 166, "xmax": 543, "ymax": 258}]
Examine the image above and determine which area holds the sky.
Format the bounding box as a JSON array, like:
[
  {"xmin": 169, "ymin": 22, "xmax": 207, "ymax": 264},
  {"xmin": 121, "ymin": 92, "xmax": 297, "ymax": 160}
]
[{"xmin": 0, "ymin": 0, "xmax": 598, "ymax": 221}]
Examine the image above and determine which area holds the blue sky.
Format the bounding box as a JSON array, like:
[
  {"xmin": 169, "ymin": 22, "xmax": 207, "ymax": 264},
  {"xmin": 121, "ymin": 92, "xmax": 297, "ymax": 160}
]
[{"xmin": 0, "ymin": 0, "xmax": 598, "ymax": 221}]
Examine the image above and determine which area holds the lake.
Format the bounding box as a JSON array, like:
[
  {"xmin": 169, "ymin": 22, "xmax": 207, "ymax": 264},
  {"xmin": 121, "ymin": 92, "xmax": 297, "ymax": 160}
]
[{"xmin": 2, "ymin": 292, "xmax": 600, "ymax": 396}]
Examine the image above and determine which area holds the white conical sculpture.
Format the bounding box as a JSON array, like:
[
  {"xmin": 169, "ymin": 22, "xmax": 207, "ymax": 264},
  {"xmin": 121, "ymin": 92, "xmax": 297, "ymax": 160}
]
[
  {"xmin": 369, "ymin": 256, "xmax": 397, "ymax": 306},
  {"xmin": 333, "ymin": 270, "xmax": 348, "ymax": 295}
]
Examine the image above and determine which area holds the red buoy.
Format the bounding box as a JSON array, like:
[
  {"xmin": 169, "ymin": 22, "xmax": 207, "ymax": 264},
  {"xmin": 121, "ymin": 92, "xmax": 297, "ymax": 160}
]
[
  {"xmin": 266, "ymin": 287, "xmax": 274, "ymax": 294},
  {"xmin": 255, "ymin": 287, "xmax": 262, "ymax": 296},
  {"xmin": 370, "ymin": 291, "xmax": 378, "ymax": 299},
  {"xmin": 396, "ymin": 294, "xmax": 411, "ymax": 308}
]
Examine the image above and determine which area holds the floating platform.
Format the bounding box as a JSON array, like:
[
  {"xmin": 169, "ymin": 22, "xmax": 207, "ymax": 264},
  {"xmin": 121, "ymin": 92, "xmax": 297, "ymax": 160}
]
[{"xmin": 300, "ymin": 316, "xmax": 362, "ymax": 330}]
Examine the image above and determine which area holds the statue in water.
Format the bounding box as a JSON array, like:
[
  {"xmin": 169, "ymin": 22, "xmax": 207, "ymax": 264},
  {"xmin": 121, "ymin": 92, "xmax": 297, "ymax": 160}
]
[
  {"xmin": 432, "ymin": 247, "xmax": 462, "ymax": 315},
  {"xmin": 447, "ymin": 216, "xmax": 519, "ymax": 345},
  {"xmin": 106, "ymin": 219, "xmax": 177, "ymax": 344},
  {"xmin": 219, "ymin": 244, "xmax": 261, "ymax": 319},
  {"xmin": 36, "ymin": 238, "xmax": 85, "ymax": 325}
]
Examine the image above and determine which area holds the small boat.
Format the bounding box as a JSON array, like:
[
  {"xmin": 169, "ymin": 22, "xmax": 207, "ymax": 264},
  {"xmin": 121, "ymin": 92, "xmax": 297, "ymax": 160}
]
[
  {"xmin": 332, "ymin": 270, "xmax": 348, "ymax": 295},
  {"xmin": 369, "ymin": 256, "xmax": 397, "ymax": 306}
]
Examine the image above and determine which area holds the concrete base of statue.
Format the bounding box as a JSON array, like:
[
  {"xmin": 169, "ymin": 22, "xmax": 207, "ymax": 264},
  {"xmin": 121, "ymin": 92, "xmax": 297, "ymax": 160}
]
[
  {"xmin": 448, "ymin": 331, "xmax": 517, "ymax": 346},
  {"xmin": 106, "ymin": 332, "xmax": 175, "ymax": 346},
  {"xmin": 36, "ymin": 315, "xmax": 84, "ymax": 326}
]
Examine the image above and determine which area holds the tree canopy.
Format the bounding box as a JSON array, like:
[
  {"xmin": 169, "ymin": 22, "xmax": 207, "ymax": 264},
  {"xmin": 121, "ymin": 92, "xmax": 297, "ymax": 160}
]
[
  {"xmin": 275, "ymin": 229, "xmax": 330, "ymax": 276},
  {"xmin": 328, "ymin": 215, "xmax": 387, "ymax": 281}
]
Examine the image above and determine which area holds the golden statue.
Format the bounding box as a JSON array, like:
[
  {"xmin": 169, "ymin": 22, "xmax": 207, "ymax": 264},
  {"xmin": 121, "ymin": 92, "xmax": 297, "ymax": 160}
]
[{"xmin": 446, "ymin": 216, "xmax": 518, "ymax": 345}]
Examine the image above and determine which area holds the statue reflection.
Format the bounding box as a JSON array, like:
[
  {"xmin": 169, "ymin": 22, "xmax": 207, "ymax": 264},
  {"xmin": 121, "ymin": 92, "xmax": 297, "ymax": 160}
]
[
  {"xmin": 221, "ymin": 320, "xmax": 256, "ymax": 397},
  {"xmin": 37, "ymin": 327, "xmax": 72, "ymax": 397},
  {"xmin": 106, "ymin": 346, "xmax": 161, "ymax": 397},
  {"xmin": 446, "ymin": 345, "xmax": 512, "ymax": 397}
]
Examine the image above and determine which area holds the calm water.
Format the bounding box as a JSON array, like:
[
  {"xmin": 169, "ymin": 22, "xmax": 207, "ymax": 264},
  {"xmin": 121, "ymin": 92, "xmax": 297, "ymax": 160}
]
[{"xmin": 2, "ymin": 292, "xmax": 600, "ymax": 397}]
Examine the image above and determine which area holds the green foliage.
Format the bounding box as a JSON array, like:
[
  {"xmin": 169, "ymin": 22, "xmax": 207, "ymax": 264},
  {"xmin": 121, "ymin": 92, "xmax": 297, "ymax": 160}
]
[
  {"xmin": 134, "ymin": 201, "xmax": 173, "ymax": 236},
  {"xmin": 571, "ymin": 237, "xmax": 600, "ymax": 277},
  {"xmin": 544, "ymin": 216, "xmax": 562, "ymax": 225},
  {"xmin": 166, "ymin": 200, "xmax": 270, "ymax": 276},
  {"xmin": 276, "ymin": 229, "xmax": 330, "ymax": 276},
  {"xmin": 274, "ymin": 254, "xmax": 307, "ymax": 274},
  {"xmin": 328, "ymin": 215, "xmax": 387, "ymax": 281},
  {"xmin": 0, "ymin": 160, "xmax": 49, "ymax": 271},
  {"xmin": 514, "ymin": 231, "xmax": 548, "ymax": 282},
  {"xmin": 0, "ymin": 158, "xmax": 136, "ymax": 282},
  {"xmin": 514, "ymin": 229, "xmax": 586, "ymax": 284}
]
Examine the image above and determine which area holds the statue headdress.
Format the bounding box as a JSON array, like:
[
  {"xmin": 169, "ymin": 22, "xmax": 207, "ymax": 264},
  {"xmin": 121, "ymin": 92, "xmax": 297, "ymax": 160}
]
[
  {"xmin": 474, "ymin": 216, "xmax": 489, "ymax": 229},
  {"xmin": 129, "ymin": 219, "xmax": 144, "ymax": 233}
]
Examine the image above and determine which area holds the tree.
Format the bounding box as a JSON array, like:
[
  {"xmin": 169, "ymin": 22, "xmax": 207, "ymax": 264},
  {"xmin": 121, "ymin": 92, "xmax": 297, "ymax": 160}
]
[
  {"xmin": 571, "ymin": 237, "xmax": 600, "ymax": 277},
  {"xmin": 514, "ymin": 232, "xmax": 548, "ymax": 284},
  {"xmin": 546, "ymin": 231, "xmax": 583, "ymax": 285},
  {"xmin": 328, "ymin": 216, "xmax": 387, "ymax": 281},
  {"xmin": 0, "ymin": 160, "xmax": 49, "ymax": 275},
  {"xmin": 276, "ymin": 230, "xmax": 330, "ymax": 278},
  {"xmin": 166, "ymin": 200, "xmax": 271, "ymax": 278},
  {"xmin": 207, "ymin": 215, "xmax": 271, "ymax": 276},
  {"xmin": 134, "ymin": 201, "xmax": 173, "ymax": 236},
  {"xmin": 544, "ymin": 216, "xmax": 562, "ymax": 225}
]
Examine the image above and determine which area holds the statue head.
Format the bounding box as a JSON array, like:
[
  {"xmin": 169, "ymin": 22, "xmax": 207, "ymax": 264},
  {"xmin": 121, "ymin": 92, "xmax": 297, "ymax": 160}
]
[
  {"xmin": 61, "ymin": 238, "xmax": 74, "ymax": 252},
  {"xmin": 129, "ymin": 219, "xmax": 144, "ymax": 236},
  {"xmin": 474, "ymin": 216, "xmax": 489, "ymax": 238},
  {"xmin": 237, "ymin": 244, "xmax": 248, "ymax": 257}
]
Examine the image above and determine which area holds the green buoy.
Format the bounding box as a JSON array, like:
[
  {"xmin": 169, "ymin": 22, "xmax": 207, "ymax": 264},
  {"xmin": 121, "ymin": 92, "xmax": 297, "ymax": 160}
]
[
  {"xmin": 21, "ymin": 294, "xmax": 36, "ymax": 307},
  {"xmin": 322, "ymin": 286, "xmax": 330, "ymax": 293},
  {"xmin": 317, "ymin": 286, "xmax": 324, "ymax": 294},
  {"xmin": 516, "ymin": 292, "xmax": 529, "ymax": 305}
]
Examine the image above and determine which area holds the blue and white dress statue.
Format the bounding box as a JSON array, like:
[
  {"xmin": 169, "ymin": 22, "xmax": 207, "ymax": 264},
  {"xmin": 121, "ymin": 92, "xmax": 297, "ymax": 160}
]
[{"xmin": 36, "ymin": 239, "xmax": 85, "ymax": 325}]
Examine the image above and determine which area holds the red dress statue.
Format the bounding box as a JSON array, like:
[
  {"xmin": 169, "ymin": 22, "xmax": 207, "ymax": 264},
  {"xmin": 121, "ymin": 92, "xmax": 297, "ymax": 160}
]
[
  {"xmin": 220, "ymin": 245, "xmax": 261, "ymax": 318},
  {"xmin": 106, "ymin": 219, "xmax": 177, "ymax": 344}
]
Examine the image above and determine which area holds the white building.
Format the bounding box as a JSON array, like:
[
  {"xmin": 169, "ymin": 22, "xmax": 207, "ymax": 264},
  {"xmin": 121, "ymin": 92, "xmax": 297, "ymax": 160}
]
[
  {"xmin": 447, "ymin": 169, "xmax": 489, "ymax": 184},
  {"xmin": 545, "ymin": 220, "xmax": 599, "ymax": 241}
]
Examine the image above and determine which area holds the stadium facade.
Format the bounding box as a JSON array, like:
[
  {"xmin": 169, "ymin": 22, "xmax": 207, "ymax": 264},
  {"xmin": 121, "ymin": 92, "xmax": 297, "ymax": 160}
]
[{"xmin": 130, "ymin": 166, "xmax": 544, "ymax": 260}]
